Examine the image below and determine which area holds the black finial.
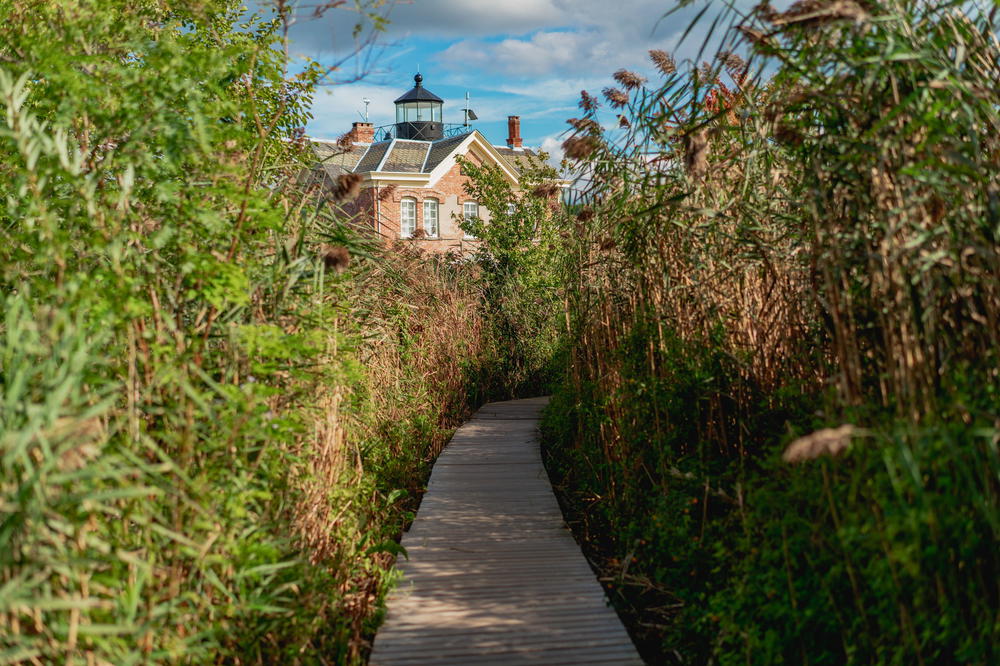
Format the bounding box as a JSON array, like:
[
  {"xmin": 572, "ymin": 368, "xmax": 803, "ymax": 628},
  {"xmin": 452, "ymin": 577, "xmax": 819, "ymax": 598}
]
[{"xmin": 414, "ymin": 73, "xmax": 423, "ymax": 86}]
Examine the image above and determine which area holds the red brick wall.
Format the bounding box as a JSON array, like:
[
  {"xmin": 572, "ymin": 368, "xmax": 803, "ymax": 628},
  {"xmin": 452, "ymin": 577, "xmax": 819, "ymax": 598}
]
[
  {"xmin": 345, "ymin": 188, "xmax": 378, "ymax": 235},
  {"xmin": 361, "ymin": 161, "xmax": 493, "ymax": 253}
]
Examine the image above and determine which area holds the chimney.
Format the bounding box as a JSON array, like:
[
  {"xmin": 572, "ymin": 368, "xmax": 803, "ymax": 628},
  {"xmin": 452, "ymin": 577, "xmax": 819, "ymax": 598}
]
[
  {"xmin": 349, "ymin": 121, "xmax": 375, "ymax": 144},
  {"xmin": 506, "ymin": 115, "xmax": 522, "ymax": 149}
]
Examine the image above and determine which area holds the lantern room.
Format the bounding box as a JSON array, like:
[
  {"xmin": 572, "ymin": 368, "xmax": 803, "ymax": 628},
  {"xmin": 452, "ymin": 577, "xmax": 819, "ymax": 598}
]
[{"xmin": 394, "ymin": 73, "xmax": 444, "ymax": 141}]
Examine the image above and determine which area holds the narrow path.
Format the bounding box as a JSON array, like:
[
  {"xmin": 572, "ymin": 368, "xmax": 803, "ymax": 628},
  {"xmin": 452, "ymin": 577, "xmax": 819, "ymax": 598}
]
[{"xmin": 370, "ymin": 397, "xmax": 642, "ymax": 665}]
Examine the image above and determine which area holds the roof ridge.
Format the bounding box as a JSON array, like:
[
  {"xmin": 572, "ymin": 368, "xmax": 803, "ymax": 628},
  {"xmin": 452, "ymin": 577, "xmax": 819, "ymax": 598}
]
[
  {"xmin": 351, "ymin": 144, "xmax": 372, "ymax": 173},
  {"xmin": 419, "ymin": 142, "xmax": 432, "ymax": 172},
  {"xmin": 375, "ymin": 138, "xmax": 397, "ymax": 172}
]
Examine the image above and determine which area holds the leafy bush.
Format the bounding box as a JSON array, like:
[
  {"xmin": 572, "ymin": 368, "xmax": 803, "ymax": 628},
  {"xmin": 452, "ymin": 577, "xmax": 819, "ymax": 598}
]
[
  {"xmin": 0, "ymin": 2, "xmax": 490, "ymax": 663},
  {"xmin": 456, "ymin": 154, "xmax": 566, "ymax": 398}
]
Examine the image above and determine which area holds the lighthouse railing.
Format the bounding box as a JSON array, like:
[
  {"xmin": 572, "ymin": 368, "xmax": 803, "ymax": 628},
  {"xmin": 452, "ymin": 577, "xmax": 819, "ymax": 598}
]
[{"xmin": 370, "ymin": 123, "xmax": 472, "ymax": 142}]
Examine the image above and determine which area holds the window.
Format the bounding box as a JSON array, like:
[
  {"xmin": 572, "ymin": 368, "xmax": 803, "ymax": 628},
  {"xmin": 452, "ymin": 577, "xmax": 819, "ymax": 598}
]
[
  {"xmin": 506, "ymin": 202, "xmax": 516, "ymax": 217},
  {"xmin": 400, "ymin": 198, "xmax": 416, "ymax": 238},
  {"xmin": 463, "ymin": 201, "xmax": 479, "ymax": 239},
  {"xmin": 396, "ymin": 101, "xmax": 442, "ymax": 123},
  {"xmin": 423, "ymin": 199, "xmax": 439, "ymax": 238}
]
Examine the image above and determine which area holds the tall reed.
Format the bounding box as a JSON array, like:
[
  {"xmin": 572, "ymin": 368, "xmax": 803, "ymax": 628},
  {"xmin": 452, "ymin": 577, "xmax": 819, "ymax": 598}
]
[
  {"xmin": 543, "ymin": 1, "xmax": 1000, "ymax": 662},
  {"xmin": 0, "ymin": 2, "xmax": 492, "ymax": 663}
]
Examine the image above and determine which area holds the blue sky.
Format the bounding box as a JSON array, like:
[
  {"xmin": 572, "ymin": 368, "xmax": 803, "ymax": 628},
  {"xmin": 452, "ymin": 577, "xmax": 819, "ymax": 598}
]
[{"xmin": 272, "ymin": 0, "xmax": 767, "ymax": 163}]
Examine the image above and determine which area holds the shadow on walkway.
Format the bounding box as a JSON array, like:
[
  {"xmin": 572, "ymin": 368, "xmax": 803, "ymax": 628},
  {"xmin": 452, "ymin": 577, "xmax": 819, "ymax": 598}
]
[{"xmin": 370, "ymin": 397, "xmax": 643, "ymax": 665}]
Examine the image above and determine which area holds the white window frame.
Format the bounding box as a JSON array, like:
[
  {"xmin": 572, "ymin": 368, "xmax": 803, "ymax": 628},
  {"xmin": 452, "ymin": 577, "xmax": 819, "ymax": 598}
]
[
  {"xmin": 400, "ymin": 198, "xmax": 416, "ymax": 238},
  {"xmin": 423, "ymin": 198, "xmax": 439, "ymax": 238},
  {"xmin": 506, "ymin": 202, "xmax": 516, "ymax": 217},
  {"xmin": 463, "ymin": 201, "xmax": 479, "ymax": 239}
]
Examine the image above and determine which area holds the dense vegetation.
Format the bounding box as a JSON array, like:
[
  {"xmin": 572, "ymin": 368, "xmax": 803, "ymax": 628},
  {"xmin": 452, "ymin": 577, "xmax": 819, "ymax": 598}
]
[
  {"xmin": 456, "ymin": 154, "xmax": 565, "ymax": 398},
  {"xmin": 4, "ymin": 0, "xmax": 998, "ymax": 664},
  {"xmin": 0, "ymin": 2, "xmax": 505, "ymax": 663},
  {"xmin": 540, "ymin": 1, "xmax": 1000, "ymax": 663}
]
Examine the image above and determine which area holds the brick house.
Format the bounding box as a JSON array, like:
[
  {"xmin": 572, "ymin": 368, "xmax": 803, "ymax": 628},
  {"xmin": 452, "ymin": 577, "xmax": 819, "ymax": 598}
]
[{"xmin": 310, "ymin": 74, "xmax": 545, "ymax": 253}]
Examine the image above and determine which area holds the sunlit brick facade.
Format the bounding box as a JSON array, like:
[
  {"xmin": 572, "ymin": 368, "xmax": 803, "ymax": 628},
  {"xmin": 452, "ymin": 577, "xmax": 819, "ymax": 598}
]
[{"xmin": 309, "ymin": 75, "xmax": 541, "ymax": 254}]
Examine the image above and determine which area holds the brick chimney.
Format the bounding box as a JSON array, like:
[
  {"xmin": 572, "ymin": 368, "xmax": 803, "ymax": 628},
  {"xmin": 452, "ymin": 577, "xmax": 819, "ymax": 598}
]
[
  {"xmin": 348, "ymin": 121, "xmax": 375, "ymax": 144},
  {"xmin": 506, "ymin": 115, "xmax": 522, "ymax": 149}
]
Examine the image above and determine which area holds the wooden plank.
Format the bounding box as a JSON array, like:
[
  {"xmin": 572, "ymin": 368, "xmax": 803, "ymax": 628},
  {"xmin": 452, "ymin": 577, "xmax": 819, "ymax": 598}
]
[
  {"xmin": 369, "ymin": 397, "xmax": 642, "ymax": 665},
  {"xmin": 372, "ymin": 646, "xmax": 642, "ymax": 666}
]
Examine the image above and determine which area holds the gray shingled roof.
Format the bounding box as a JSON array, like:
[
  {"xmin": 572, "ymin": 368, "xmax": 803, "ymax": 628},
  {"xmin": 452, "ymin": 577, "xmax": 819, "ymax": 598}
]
[
  {"xmin": 311, "ymin": 130, "xmax": 531, "ymax": 178},
  {"xmin": 382, "ymin": 140, "xmax": 430, "ymax": 173},
  {"xmin": 494, "ymin": 146, "xmax": 542, "ymax": 176},
  {"xmin": 422, "ymin": 133, "xmax": 472, "ymax": 173},
  {"xmin": 311, "ymin": 141, "xmax": 368, "ymax": 177},
  {"xmin": 354, "ymin": 141, "xmax": 392, "ymax": 173}
]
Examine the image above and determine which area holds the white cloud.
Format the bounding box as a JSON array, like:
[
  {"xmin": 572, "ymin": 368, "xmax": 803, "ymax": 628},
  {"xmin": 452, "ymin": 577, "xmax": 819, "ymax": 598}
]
[
  {"xmin": 538, "ymin": 135, "xmax": 566, "ymax": 170},
  {"xmin": 382, "ymin": 0, "xmax": 565, "ymax": 37},
  {"xmin": 279, "ymin": 0, "xmax": 566, "ymax": 55},
  {"xmin": 432, "ymin": 0, "xmax": 791, "ymax": 84},
  {"xmin": 274, "ymin": 0, "xmax": 794, "ymax": 75},
  {"xmin": 432, "ymin": 0, "xmax": 679, "ymax": 79},
  {"xmin": 439, "ymin": 30, "xmax": 610, "ymax": 78},
  {"xmin": 308, "ymin": 82, "xmax": 402, "ymax": 139},
  {"xmin": 298, "ymin": 0, "xmax": 798, "ymax": 144},
  {"xmin": 488, "ymin": 77, "xmax": 604, "ymax": 101}
]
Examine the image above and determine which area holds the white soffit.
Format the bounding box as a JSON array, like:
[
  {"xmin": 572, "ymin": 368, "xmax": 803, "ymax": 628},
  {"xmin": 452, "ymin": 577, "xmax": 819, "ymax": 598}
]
[{"xmin": 426, "ymin": 130, "xmax": 520, "ymax": 188}]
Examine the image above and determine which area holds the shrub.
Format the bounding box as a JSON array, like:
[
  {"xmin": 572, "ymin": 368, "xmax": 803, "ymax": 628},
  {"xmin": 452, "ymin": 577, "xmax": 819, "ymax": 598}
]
[{"xmin": 0, "ymin": 2, "xmax": 489, "ymax": 662}]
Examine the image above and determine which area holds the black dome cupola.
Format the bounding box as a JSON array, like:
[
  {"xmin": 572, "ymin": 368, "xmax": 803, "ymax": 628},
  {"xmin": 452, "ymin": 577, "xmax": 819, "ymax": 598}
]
[{"xmin": 394, "ymin": 73, "xmax": 444, "ymax": 140}]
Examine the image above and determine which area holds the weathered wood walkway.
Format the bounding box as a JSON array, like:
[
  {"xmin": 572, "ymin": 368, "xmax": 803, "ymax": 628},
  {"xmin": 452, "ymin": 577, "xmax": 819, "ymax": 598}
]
[{"xmin": 370, "ymin": 397, "xmax": 642, "ymax": 665}]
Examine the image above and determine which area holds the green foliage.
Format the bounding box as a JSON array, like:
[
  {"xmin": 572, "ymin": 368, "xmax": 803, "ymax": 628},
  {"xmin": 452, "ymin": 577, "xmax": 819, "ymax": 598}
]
[
  {"xmin": 762, "ymin": 0, "xmax": 1000, "ymax": 414},
  {"xmin": 456, "ymin": 155, "xmax": 565, "ymax": 398},
  {"xmin": 541, "ymin": 1, "xmax": 1000, "ymax": 663},
  {"xmin": 0, "ymin": 2, "xmax": 488, "ymax": 663},
  {"xmin": 710, "ymin": 423, "xmax": 1000, "ymax": 664}
]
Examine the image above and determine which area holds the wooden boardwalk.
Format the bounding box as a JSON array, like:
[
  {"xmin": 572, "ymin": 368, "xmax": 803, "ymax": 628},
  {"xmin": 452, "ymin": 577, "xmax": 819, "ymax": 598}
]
[{"xmin": 370, "ymin": 397, "xmax": 642, "ymax": 665}]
